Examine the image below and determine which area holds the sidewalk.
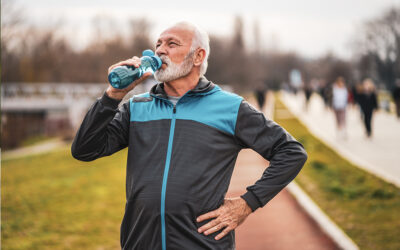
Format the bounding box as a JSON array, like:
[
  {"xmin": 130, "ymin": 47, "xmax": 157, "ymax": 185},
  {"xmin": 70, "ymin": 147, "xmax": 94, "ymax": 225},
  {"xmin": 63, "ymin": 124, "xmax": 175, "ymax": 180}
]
[
  {"xmin": 2, "ymin": 137, "xmax": 67, "ymax": 161},
  {"xmin": 281, "ymin": 92, "xmax": 400, "ymax": 187}
]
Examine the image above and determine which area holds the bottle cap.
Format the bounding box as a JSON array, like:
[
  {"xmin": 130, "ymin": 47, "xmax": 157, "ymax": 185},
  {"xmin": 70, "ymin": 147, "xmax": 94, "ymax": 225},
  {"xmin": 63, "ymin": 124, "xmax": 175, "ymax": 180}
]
[
  {"xmin": 152, "ymin": 55, "xmax": 162, "ymax": 69},
  {"xmin": 142, "ymin": 49, "xmax": 162, "ymax": 70},
  {"xmin": 142, "ymin": 50, "xmax": 155, "ymax": 57}
]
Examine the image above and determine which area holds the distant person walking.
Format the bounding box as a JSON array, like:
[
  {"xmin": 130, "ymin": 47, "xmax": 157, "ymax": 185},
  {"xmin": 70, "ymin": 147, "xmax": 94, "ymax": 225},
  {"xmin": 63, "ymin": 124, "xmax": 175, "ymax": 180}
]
[
  {"xmin": 331, "ymin": 77, "xmax": 348, "ymax": 139},
  {"xmin": 303, "ymin": 82, "xmax": 313, "ymax": 111},
  {"xmin": 392, "ymin": 79, "xmax": 400, "ymax": 119},
  {"xmin": 255, "ymin": 87, "xmax": 267, "ymax": 110},
  {"xmin": 358, "ymin": 79, "xmax": 378, "ymax": 138},
  {"xmin": 322, "ymin": 82, "xmax": 332, "ymax": 109}
]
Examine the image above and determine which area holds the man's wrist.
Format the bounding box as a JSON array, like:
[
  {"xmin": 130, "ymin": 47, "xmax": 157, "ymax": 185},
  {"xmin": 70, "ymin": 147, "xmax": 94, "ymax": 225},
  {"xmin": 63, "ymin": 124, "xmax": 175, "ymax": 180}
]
[
  {"xmin": 239, "ymin": 197, "xmax": 253, "ymax": 215},
  {"xmin": 101, "ymin": 91, "xmax": 122, "ymax": 109},
  {"xmin": 241, "ymin": 191, "xmax": 261, "ymax": 212},
  {"xmin": 105, "ymin": 87, "xmax": 126, "ymax": 101}
]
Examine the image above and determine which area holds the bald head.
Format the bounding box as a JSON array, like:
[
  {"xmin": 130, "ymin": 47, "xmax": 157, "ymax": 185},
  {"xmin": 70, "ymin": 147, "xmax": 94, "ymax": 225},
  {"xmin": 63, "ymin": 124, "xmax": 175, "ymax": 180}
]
[{"xmin": 160, "ymin": 22, "xmax": 210, "ymax": 76}]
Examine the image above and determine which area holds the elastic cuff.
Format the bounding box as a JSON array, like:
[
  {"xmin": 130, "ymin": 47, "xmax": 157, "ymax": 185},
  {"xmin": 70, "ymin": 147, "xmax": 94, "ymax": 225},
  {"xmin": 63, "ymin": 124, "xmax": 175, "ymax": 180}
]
[
  {"xmin": 241, "ymin": 191, "xmax": 261, "ymax": 212},
  {"xmin": 100, "ymin": 92, "xmax": 121, "ymax": 109}
]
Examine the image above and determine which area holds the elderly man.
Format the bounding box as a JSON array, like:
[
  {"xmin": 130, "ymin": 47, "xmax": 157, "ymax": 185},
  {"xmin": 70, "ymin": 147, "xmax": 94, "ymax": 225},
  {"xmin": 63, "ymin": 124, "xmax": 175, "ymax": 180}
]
[{"xmin": 72, "ymin": 22, "xmax": 307, "ymax": 250}]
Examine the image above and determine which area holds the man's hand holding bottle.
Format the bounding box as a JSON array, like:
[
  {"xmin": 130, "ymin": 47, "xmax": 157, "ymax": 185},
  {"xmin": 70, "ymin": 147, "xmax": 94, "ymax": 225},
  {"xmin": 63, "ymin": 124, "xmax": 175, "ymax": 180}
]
[
  {"xmin": 106, "ymin": 50, "xmax": 162, "ymax": 101},
  {"xmin": 106, "ymin": 56, "xmax": 152, "ymax": 101}
]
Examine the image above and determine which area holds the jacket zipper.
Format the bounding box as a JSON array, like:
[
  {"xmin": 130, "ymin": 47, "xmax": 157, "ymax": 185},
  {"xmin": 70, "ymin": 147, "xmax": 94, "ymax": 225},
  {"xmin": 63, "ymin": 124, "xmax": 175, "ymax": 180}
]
[{"xmin": 161, "ymin": 104, "xmax": 176, "ymax": 250}]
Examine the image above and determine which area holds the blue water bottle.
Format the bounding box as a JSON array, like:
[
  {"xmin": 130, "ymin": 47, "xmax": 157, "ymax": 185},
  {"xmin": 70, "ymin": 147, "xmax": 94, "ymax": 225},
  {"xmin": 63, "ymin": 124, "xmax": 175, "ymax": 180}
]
[{"xmin": 108, "ymin": 50, "xmax": 162, "ymax": 89}]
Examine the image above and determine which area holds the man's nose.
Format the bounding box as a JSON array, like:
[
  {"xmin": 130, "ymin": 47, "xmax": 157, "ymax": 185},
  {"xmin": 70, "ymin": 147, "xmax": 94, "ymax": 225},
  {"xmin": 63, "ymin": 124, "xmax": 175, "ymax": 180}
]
[{"xmin": 155, "ymin": 44, "xmax": 167, "ymax": 56}]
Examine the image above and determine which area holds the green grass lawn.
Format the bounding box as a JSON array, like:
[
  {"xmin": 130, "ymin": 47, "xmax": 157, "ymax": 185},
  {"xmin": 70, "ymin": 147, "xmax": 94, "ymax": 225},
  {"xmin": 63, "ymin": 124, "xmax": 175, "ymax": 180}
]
[
  {"xmin": 2, "ymin": 146, "xmax": 128, "ymax": 249},
  {"xmin": 274, "ymin": 95, "xmax": 400, "ymax": 250}
]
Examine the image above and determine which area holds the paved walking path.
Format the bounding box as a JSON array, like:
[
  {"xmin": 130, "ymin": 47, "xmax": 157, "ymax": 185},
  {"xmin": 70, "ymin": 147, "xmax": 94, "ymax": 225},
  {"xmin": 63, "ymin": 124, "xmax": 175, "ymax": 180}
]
[
  {"xmin": 226, "ymin": 95, "xmax": 338, "ymax": 250},
  {"xmin": 281, "ymin": 92, "xmax": 400, "ymax": 187},
  {"xmin": 2, "ymin": 138, "xmax": 67, "ymax": 161}
]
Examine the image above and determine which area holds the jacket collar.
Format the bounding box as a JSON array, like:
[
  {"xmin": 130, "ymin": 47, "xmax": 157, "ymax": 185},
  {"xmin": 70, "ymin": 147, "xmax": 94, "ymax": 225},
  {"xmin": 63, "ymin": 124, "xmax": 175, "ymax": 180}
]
[{"xmin": 150, "ymin": 76, "xmax": 216, "ymax": 99}]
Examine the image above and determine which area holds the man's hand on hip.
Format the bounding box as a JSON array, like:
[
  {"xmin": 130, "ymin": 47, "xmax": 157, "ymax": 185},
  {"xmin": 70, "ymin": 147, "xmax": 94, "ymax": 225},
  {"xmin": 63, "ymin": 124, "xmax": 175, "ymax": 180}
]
[{"xmin": 196, "ymin": 197, "xmax": 252, "ymax": 240}]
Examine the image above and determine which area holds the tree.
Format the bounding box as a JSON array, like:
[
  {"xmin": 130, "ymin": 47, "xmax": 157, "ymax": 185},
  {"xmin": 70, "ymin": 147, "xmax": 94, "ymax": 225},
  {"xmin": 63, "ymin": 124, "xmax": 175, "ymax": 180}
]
[
  {"xmin": 128, "ymin": 18, "xmax": 153, "ymax": 54},
  {"xmin": 354, "ymin": 6, "xmax": 400, "ymax": 89},
  {"xmin": 1, "ymin": 0, "xmax": 25, "ymax": 82},
  {"xmin": 305, "ymin": 53, "xmax": 354, "ymax": 86}
]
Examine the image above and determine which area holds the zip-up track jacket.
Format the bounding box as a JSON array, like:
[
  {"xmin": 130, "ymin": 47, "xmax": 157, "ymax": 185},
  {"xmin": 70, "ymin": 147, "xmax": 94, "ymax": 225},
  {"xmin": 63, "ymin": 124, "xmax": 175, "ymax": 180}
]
[{"xmin": 71, "ymin": 77, "xmax": 307, "ymax": 250}]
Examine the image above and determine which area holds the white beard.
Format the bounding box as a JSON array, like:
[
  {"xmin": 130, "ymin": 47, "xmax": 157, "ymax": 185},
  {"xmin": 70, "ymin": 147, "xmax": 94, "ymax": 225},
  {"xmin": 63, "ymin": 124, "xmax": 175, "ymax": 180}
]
[{"xmin": 154, "ymin": 52, "xmax": 194, "ymax": 83}]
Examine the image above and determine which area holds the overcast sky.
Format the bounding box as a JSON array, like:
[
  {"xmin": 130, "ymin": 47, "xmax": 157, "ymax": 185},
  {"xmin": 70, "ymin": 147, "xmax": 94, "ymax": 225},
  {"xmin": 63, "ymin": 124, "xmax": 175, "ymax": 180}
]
[{"xmin": 14, "ymin": 0, "xmax": 400, "ymax": 58}]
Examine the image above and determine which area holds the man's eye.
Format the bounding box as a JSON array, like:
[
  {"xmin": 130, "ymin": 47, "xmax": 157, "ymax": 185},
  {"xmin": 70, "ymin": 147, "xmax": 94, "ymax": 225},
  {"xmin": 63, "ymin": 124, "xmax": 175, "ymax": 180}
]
[{"xmin": 169, "ymin": 42, "xmax": 178, "ymax": 46}]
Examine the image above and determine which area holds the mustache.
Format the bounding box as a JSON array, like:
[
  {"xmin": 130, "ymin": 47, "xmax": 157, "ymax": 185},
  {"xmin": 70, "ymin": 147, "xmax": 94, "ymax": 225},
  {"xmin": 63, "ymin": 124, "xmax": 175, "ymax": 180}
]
[{"xmin": 159, "ymin": 55, "xmax": 171, "ymax": 65}]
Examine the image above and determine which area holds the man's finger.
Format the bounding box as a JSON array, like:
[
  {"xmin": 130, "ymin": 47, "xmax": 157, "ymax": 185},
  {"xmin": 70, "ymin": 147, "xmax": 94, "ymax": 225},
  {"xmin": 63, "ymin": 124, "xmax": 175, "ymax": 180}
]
[
  {"xmin": 108, "ymin": 56, "xmax": 144, "ymax": 74},
  {"xmin": 204, "ymin": 222, "xmax": 227, "ymax": 235},
  {"xmin": 215, "ymin": 227, "xmax": 232, "ymax": 241},
  {"xmin": 197, "ymin": 218, "xmax": 219, "ymax": 233},
  {"xmin": 143, "ymin": 71, "xmax": 152, "ymax": 78},
  {"xmin": 196, "ymin": 210, "xmax": 218, "ymax": 223},
  {"xmin": 137, "ymin": 72, "xmax": 152, "ymax": 82},
  {"xmin": 124, "ymin": 59, "xmax": 140, "ymax": 68},
  {"xmin": 126, "ymin": 72, "xmax": 153, "ymax": 91},
  {"xmin": 115, "ymin": 58, "xmax": 141, "ymax": 68},
  {"xmin": 132, "ymin": 72, "xmax": 151, "ymax": 86}
]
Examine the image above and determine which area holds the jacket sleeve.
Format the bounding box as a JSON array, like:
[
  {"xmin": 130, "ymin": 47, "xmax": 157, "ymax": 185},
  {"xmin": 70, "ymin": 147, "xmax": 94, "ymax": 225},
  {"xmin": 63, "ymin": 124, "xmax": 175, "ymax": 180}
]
[
  {"xmin": 234, "ymin": 100, "xmax": 307, "ymax": 211},
  {"xmin": 71, "ymin": 92, "xmax": 130, "ymax": 161}
]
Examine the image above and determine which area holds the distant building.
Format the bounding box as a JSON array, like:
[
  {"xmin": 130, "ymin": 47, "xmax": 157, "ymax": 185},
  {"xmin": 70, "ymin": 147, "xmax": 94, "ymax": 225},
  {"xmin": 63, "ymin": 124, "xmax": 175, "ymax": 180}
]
[{"xmin": 1, "ymin": 80, "xmax": 156, "ymax": 149}]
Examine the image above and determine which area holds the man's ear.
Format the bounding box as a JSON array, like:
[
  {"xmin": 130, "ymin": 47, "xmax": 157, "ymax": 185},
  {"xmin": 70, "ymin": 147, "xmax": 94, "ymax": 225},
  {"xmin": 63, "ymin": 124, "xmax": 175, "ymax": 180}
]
[{"xmin": 193, "ymin": 48, "xmax": 206, "ymax": 66}]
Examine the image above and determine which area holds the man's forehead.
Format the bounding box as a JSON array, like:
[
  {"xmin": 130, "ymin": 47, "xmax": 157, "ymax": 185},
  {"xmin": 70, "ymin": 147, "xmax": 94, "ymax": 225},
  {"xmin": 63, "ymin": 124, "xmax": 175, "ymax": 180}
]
[{"xmin": 157, "ymin": 27, "xmax": 194, "ymax": 43}]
